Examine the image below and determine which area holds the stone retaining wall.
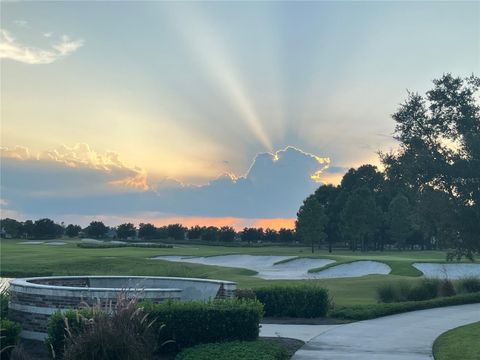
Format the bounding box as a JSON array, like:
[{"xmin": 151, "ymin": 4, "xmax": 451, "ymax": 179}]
[{"xmin": 9, "ymin": 276, "xmax": 236, "ymax": 341}]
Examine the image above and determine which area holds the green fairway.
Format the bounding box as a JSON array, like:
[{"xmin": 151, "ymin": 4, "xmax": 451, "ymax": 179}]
[
  {"xmin": 0, "ymin": 239, "xmax": 460, "ymax": 306},
  {"xmin": 433, "ymin": 322, "xmax": 480, "ymax": 360}
]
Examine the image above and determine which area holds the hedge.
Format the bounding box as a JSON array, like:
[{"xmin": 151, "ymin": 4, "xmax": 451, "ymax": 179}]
[
  {"xmin": 0, "ymin": 319, "xmax": 21, "ymax": 360},
  {"xmin": 331, "ymin": 292, "xmax": 480, "ymax": 320},
  {"xmin": 175, "ymin": 340, "xmax": 288, "ymax": 360},
  {"xmin": 141, "ymin": 299, "xmax": 264, "ymax": 351},
  {"xmin": 254, "ymin": 285, "xmax": 330, "ymax": 318}
]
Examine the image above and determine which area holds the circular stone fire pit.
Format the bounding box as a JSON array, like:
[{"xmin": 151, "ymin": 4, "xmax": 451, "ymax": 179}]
[{"xmin": 8, "ymin": 276, "xmax": 236, "ymax": 340}]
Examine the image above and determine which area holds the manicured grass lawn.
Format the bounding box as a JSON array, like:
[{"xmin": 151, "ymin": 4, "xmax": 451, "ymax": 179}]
[
  {"xmin": 0, "ymin": 239, "xmax": 458, "ymax": 306},
  {"xmin": 433, "ymin": 322, "xmax": 480, "ymax": 360}
]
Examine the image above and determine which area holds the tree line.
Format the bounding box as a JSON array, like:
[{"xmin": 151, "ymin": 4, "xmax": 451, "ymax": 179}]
[
  {"xmin": 0, "ymin": 217, "xmax": 297, "ymax": 244},
  {"xmin": 296, "ymin": 74, "xmax": 480, "ymax": 259}
]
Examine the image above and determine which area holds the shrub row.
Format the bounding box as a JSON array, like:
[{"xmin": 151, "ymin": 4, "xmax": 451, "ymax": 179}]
[
  {"xmin": 252, "ymin": 285, "xmax": 330, "ymax": 318},
  {"xmin": 141, "ymin": 299, "xmax": 263, "ymax": 351},
  {"xmin": 377, "ymin": 277, "xmax": 480, "ymax": 303},
  {"xmin": 77, "ymin": 243, "xmax": 172, "ymax": 249},
  {"xmin": 47, "ymin": 299, "xmax": 263, "ymax": 358},
  {"xmin": 331, "ymin": 292, "xmax": 480, "ymax": 320},
  {"xmin": 175, "ymin": 340, "xmax": 289, "ymax": 360},
  {"xmin": 1, "ymin": 319, "xmax": 21, "ymax": 360}
]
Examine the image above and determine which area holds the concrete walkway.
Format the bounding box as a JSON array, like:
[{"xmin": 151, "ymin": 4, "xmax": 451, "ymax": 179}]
[{"xmin": 261, "ymin": 303, "xmax": 480, "ymax": 360}]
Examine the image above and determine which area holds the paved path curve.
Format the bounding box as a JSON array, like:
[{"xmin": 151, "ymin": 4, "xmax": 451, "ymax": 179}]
[{"xmin": 260, "ymin": 304, "xmax": 480, "ymax": 360}]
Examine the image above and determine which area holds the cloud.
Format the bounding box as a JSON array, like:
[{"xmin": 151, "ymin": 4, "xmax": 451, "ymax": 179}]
[
  {"xmin": 1, "ymin": 144, "xmax": 148, "ymax": 193},
  {"xmin": 0, "ymin": 29, "xmax": 84, "ymax": 64},
  {"xmin": 1, "ymin": 145, "xmax": 331, "ymax": 221}
]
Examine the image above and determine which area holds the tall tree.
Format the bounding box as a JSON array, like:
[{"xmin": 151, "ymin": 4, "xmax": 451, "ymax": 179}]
[
  {"xmin": 296, "ymin": 195, "xmax": 328, "ymax": 253},
  {"xmin": 340, "ymin": 187, "xmax": 378, "ymax": 252},
  {"xmin": 218, "ymin": 226, "xmax": 236, "ymax": 242},
  {"xmin": 33, "ymin": 218, "xmax": 62, "ymax": 239},
  {"xmin": 387, "ymin": 194, "xmax": 412, "ymax": 250},
  {"xmin": 382, "ymin": 74, "xmax": 480, "ymax": 259}
]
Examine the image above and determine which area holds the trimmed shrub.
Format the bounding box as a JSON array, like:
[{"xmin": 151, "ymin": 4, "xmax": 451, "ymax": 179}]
[
  {"xmin": 235, "ymin": 289, "xmax": 256, "ymax": 300},
  {"xmin": 254, "ymin": 285, "xmax": 330, "ymax": 318},
  {"xmin": 1, "ymin": 319, "xmax": 21, "ymax": 360},
  {"xmin": 331, "ymin": 292, "xmax": 480, "ymax": 320},
  {"xmin": 142, "ymin": 299, "xmax": 263, "ymax": 351},
  {"xmin": 457, "ymin": 277, "xmax": 480, "ymax": 294},
  {"xmin": 175, "ymin": 340, "xmax": 288, "ymax": 360}
]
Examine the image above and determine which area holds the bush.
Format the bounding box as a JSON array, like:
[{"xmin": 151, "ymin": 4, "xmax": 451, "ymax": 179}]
[
  {"xmin": 46, "ymin": 309, "xmax": 96, "ymax": 359},
  {"xmin": 407, "ymin": 279, "xmax": 439, "ymax": 301},
  {"xmin": 62, "ymin": 298, "xmax": 157, "ymax": 360},
  {"xmin": 0, "ymin": 288, "xmax": 9, "ymax": 320},
  {"xmin": 1, "ymin": 319, "xmax": 21, "ymax": 360},
  {"xmin": 437, "ymin": 279, "xmax": 456, "ymax": 297},
  {"xmin": 254, "ymin": 285, "xmax": 330, "ymax": 318},
  {"xmin": 175, "ymin": 340, "xmax": 288, "ymax": 360},
  {"xmin": 331, "ymin": 292, "xmax": 480, "ymax": 320},
  {"xmin": 457, "ymin": 277, "xmax": 480, "ymax": 294},
  {"xmin": 236, "ymin": 289, "xmax": 256, "ymax": 300},
  {"xmin": 142, "ymin": 299, "xmax": 263, "ymax": 351}
]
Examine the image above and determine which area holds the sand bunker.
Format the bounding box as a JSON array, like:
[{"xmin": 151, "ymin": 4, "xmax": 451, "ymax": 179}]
[
  {"xmin": 18, "ymin": 241, "xmax": 44, "ymax": 245},
  {"xmin": 312, "ymin": 261, "xmax": 391, "ymax": 278},
  {"xmin": 45, "ymin": 242, "xmax": 66, "ymax": 246},
  {"xmin": 154, "ymin": 255, "xmax": 390, "ymax": 280},
  {"xmin": 413, "ymin": 263, "xmax": 480, "ymax": 279}
]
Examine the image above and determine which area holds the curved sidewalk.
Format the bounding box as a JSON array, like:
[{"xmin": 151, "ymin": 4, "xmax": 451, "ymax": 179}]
[{"xmin": 265, "ymin": 303, "xmax": 480, "ymax": 360}]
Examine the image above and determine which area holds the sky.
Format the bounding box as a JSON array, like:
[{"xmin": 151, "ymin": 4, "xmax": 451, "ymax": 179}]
[{"xmin": 1, "ymin": 1, "xmax": 479, "ymax": 229}]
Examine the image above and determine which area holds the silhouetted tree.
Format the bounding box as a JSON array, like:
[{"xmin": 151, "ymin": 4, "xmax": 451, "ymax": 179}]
[
  {"xmin": 278, "ymin": 228, "xmax": 296, "ymax": 243},
  {"xmin": 65, "ymin": 224, "xmax": 82, "ymax": 238},
  {"xmin": 264, "ymin": 228, "xmax": 279, "ymax": 243},
  {"xmin": 296, "ymin": 195, "xmax": 328, "ymax": 253},
  {"xmin": 218, "ymin": 226, "xmax": 236, "ymax": 242},
  {"xmin": 33, "ymin": 218, "xmax": 62, "ymax": 239},
  {"xmin": 0, "ymin": 218, "xmax": 22, "ymax": 238},
  {"xmin": 138, "ymin": 223, "xmax": 157, "ymax": 239},
  {"xmin": 187, "ymin": 225, "xmax": 204, "ymax": 240},
  {"xmin": 382, "ymin": 74, "xmax": 480, "ymax": 259},
  {"xmin": 167, "ymin": 224, "xmax": 186, "ymax": 240},
  {"xmin": 117, "ymin": 223, "xmax": 136, "ymax": 239},
  {"xmin": 86, "ymin": 221, "xmax": 108, "ymax": 239},
  {"xmin": 341, "ymin": 187, "xmax": 378, "ymax": 251},
  {"xmin": 387, "ymin": 194, "xmax": 412, "ymax": 250}
]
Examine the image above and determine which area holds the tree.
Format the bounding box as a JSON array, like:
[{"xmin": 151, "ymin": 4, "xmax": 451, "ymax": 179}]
[
  {"xmin": 33, "ymin": 218, "xmax": 62, "ymax": 239},
  {"xmin": 387, "ymin": 194, "xmax": 412, "ymax": 250},
  {"xmin": 187, "ymin": 226, "xmax": 204, "ymax": 240},
  {"xmin": 340, "ymin": 187, "xmax": 378, "ymax": 252},
  {"xmin": 19, "ymin": 220, "xmax": 34, "ymax": 239},
  {"xmin": 264, "ymin": 228, "xmax": 279, "ymax": 243},
  {"xmin": 278, "ymin": 228, "xmax": 295, "ymax": 243},
  {"xmin": 138, "ymin": 223, "xmax": 157, "ymax": 239},
  {"xmin": 241, "ymin": 228, "xmax": 263, "ymax": 245},
  {"xmin": 296, "ymin": 195, "xmax": 328, "ymax": 253},
  {"xmin": 218, "ymin": 226, "xmax": 236, "ymax": 242},
  {"xmin": 167, "ymin": 224, "xmax": 186, "ymax": 240},
  {"xmin": 382, "ymin": 74, "xmax": 480, "ymax": 259},
  {"xmin": 0, "ymin": 218, "xmax": 22, "ymax": 238},
  {"xmin": 201, "ymin": 226, "xmax": 218, "ymax": 242},
  {"xmin": 86, "ymin": 221, "xmax": 108, "ymax": 239},
  {"xmin": 65, "ymin": 224, "xmax": 82, "ymax": 238},
  {"xmin": 117, "ymin": 223, "xmax": 136, "ymax": 239},
  {"xmin": 314, "ymin": 184, "xmax": 341, "ymax": 252}
]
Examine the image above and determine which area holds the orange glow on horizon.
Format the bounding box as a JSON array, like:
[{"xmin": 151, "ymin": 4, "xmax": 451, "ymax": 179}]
[{"xmin": 149, "ymin": 216, "xmax": 295, "ymax": 231}]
